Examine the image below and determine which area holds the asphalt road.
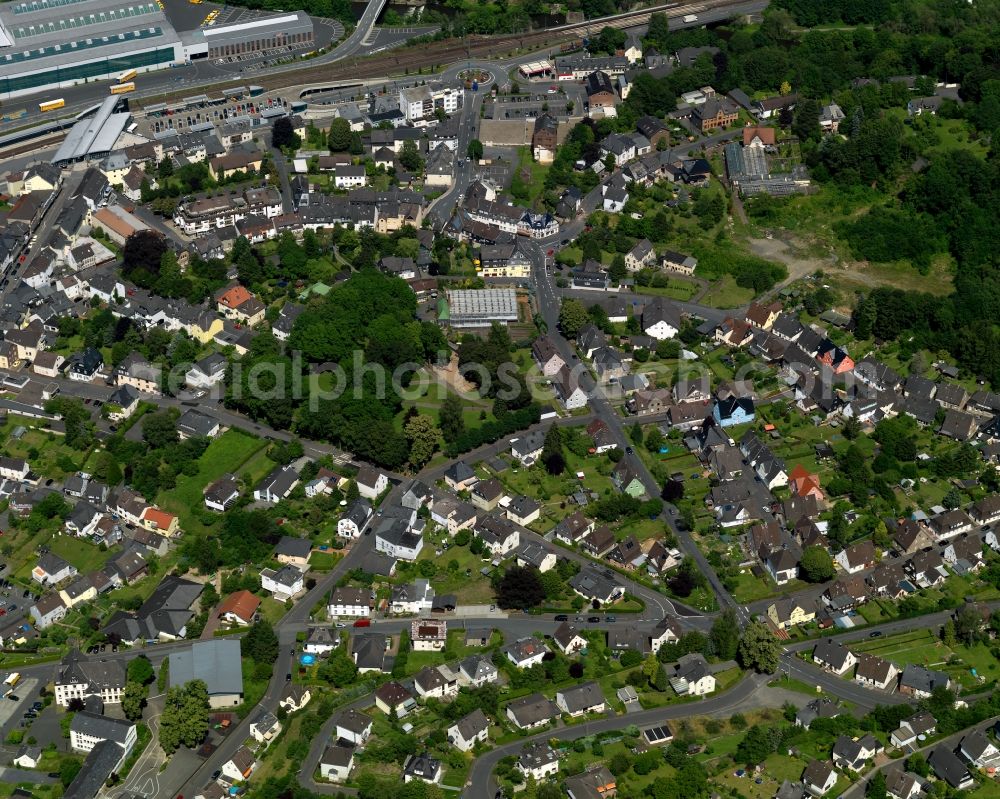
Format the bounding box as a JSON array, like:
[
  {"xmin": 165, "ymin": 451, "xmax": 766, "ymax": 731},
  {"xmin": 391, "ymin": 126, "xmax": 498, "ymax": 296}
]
[
  {"xmin": 525, "ymin": 238, "xmax": 739, "ymax": 617},
  {"xmin": 468, "ymin": 671, "xmax": 772, "ymax": 797}
]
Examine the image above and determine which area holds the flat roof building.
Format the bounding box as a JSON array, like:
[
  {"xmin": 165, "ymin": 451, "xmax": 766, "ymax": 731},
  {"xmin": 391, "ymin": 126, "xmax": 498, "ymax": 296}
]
[
  {"xmin": 442, "ymin": 288, "xmax": 518, "ymax": 328},
  {"xmin": 168, "ymin": 639, "xmax": 244, "ymax": 708},
  {"xmin": 0, "ymin": 0, "xmax": 183, "ymax": 99},
  {"xmin": 181, "ymin": 12, "xmax": 313, "ymax": 60}
]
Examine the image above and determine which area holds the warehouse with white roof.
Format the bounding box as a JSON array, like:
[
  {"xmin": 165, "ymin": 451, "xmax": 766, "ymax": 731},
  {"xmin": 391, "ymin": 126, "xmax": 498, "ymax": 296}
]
[
  {"xmin": 0, "ymin": 0, "xmax": 314, "ymax": 100},
  {"xmin": 0, "ymin": 0, "xmax": 183, "ymax": 99}
]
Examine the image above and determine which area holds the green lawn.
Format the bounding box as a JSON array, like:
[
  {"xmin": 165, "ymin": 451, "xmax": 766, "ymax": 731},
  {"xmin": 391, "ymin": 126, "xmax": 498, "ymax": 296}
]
[
  {"xmin": 309, "ymin": 551, "xmax": 342, "ymax": 571},
  {"xmin": 157, "ymin": 429, "xmax": 267, "ymax": 535},
  {"xmin": 48, "ymin": 535, "xmax": 115, "ymax": 574},
  {"xmin": 852, "ymin": 629, "xmax": 998, "ymax": 690},
  {"xmin": 699, "ymin": 275, "xmax": 757, "ymax": 309},
  {"xmin": 635, "ymin": 280, "xmax": 701, "ymax": 302},
  {"xmin": 414, "ymin": 541, "xmax": 494, "ymax": 604}
]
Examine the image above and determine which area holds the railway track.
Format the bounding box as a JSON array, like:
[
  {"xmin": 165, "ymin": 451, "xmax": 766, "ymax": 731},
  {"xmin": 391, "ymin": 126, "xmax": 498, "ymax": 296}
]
[
  {"xmin": 131, "ymin": 0, "xmax": 750, "ymax": 109},
  {"xmin": 0, "ymin": 133, "xmax": 67, "ymax": 159}
]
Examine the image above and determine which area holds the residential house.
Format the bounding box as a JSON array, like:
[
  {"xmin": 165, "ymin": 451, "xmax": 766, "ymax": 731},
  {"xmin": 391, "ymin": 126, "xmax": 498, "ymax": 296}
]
[
  {"xmin": 338, "ymin": 499, "xmax": 372, "ymax": 538},
  {"xmin": 413, "ymin": 664, "xmax": 459, "ymax": 700},
  {"xmin": 471, "ymin": 478, "xmax": 504, "ymax": 511},
  {"xmin": 459, "ymin": 655, "xmax": 498, "ymax": 688},
  {"xmin": 669, "ymin": 653, "xmax": 715, "ymax": 696},
  {"xmin": 221, "ymin": 746, "xmax": 257, "ymax": 783},
  {"xmin": 890, "ymin": 712, "xmax": 937, "ymax": 749},
  {"xmin": 854, "ymin": 653, "xmax": 899, "ymax": 691},
  {"xmin": 253, "ymin": 465, "xmax": 300, "ymax": 503},
  {"xmin": 833, "ymin": 734, "xmax": 883, "ymax": 772},
  {"xmin": 569, "ymin": 565, "xmax": 624, "ymax": 605},
  {"xmin": 328, "ymin": 586, "xmax": 370, "ymax": 618},
  {"xmin": 391, "ymin": 580, "xmax": 435, "ymax": 614},
  {"xmin": 506, "ymin": 693, "xmax": 559, "ymax": 730},
  {"xmin": 444, "ymin": 461, "xmax": 478, "ymax": 492},
  {"xmin": 260, "ymin": 565, "xmax": 305, "ymax": 600},
  {"xmin": 403, "ymin": 754, "xmax": 442, "ymax": 785},
  {"xmin": 374, "ymin": 681, "xmax": 414, "ymax": 715},
  {"xmin": 356, "ymin": 467, "xmax": 388, "ymax": 500},
  {"xmin": 448, "ymin": 709, "xmax": 489, "ymax": 752},
  {"xmin": 411, "ymin": 618, "xmax": 447, "ymax": 652},
  {"xmin": 32, "ymin": 553, "xmax": 77, "ymax": 586},
  {"xmin": 796, "ymin": 698, "xmax": 841, "ymax": 730},
  {"xmin": 565, "ymin": 767, "xmax": 617, "ymax": 799},
  {"xmin": 835, "ymin": 540, "xmax": 876, "ymax": 574},
  {"xmin": 508, "ymin": 496, "xmax": 542, "ymax": 528},
  {"xmin": 885, "ymin": 771, "xmax": 923, "ymax": 799},
  {"xmin": 555, "ymin": 682, "xmax": 606, "ymax": 717},
  {"xmin": 319, "ymin": 744, "xmax": 355, "ymax": 783},
  {"xmin": 532, "ymin": 335, "xmax": 566, "ymax": 377},
  {"xmin": 553, "ymin": 621, "xmax": 587, "ymax": 655},
  {"xmin": 767, "ymin": 598, "xmax": 816, "ymax": 630},
  {"xmin": 611, "ymin": 459, "xmax": 646, "ymax": 497},
  {"xmin": 518, "ymin": 741, "xmax": 559, "ymax": 781},
  {"xmin": 812, "ymin": 639, "xmax": 857, "ymax": 676},
  {"xmin": 511, "ymin": 431, "xmax": 546, "ymax": 466},
  {"xmin": 714, "ymin": 396, "xmax": 755, "ymax": 427},
  {"xmin": 335, "ymin": 709, "xmax": 373, "ymax": 746},
  {"xmin": 217, "ymin": 590, "xmax": 261, "ymax": 627},
  {"xmin": 642, "ymin": 298, "xmax": 681, "ymax": 340},
  {"xmin": 802, "ymin": 761, "xmax": 838, "ymax": 797},
  {"xmin": 899, "ymin": 664, "xmax": 951, "ymax": 699},
  {"xmin": 959, "ymin": 729, "xmax": 1000, "ymax": 769},
  {"xmin": 928, "ymin": 747, "xmax": 973, "ymax": 790},
  {"xmin": 249, "ymin": 711, "xmax": 282, "ymax": 746},
  {"xmin": 504, "ymin": 637, "xmax": 549, "ymax": 669}
]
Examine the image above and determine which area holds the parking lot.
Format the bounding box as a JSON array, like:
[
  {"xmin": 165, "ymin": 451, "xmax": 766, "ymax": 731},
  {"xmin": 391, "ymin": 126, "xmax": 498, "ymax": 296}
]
[
  {"xmin": 142, "ymin": 96, "xmax": 289, "ymax": 136},
  {"xmin": 0, "ymin": 677, "xmax": 41, "ymax": 732},
  {"xmin": 160, "ymin": 0, "xmax": 223, "ymax": 34}
]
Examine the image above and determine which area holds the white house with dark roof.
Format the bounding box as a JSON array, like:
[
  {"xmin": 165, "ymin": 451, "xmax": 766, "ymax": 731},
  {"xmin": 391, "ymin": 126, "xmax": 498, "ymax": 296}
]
[
  {"xmin": 459, "ymin": 655, "xmax": 498, "ymax": 687},
  {"xmin": 335, "ymin": 709, "xmax": 372, "ymax": 746},
  {"xmin": 319, "ymin": 744, "xmax": 355, "ymax": 783},
  {"xmin": 803, "ymin": 760, "xmax": 838, "ymax": 797},
  {"xmin": 448, "ymin": 708, "xmax": 489, "ymax": 752},
  {"xmin": 413, "ymin": 664, "xmax": 458, "ymax": 700},
  {"xmin": 504, "ymin": 637, "xmax": 549, "ymax": 668},
  {"xmin": 338, "ymin": 499, "xmax": 372, "ymax": 538},
  {"xmin": 328, "ymin": 586, "xmax": 370, "ymax": 618},
  {"xmin": 553, "ymin": 621, "xmax": 587, "ymax": 654},
  {"xmin": 261, "ymin": 565, "xmax": 305, "ymax": 601},
  {"xmin": 356, "ymin": 466, "xmax": 388, "ymax": 500},
  {"xmin": 390, "ymin": 579, "xmax": 434, "ymax": 614},
  {"xmin": 506, "ymin": 693, "xmax": 559, "ymax": 730},
  {"xmin": 812, "ymin": 638, "xmax": 857, "ymax": 676},
  {"xmin": 518, "ymin": 741, "xmax": 559, "ymax": 781},
  {"xmin": 253, "ymin": 465, "xmax": 300, "ymax": 504},
  {"xmin": 510, "ymin": 430, "xmax": 546, "ymax": 465},
  {"xmin": 555, "ymin": 681, "xmax": 606, "ymax": 717}
]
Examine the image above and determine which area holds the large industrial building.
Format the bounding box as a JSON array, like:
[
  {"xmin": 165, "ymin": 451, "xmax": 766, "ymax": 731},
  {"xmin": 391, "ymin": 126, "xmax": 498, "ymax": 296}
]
[
  {"xmin": 0, "ymin": 0, "xmax": 314, "ymax": 100},
  {"xmin": 184, "ymin": 12, "xmax": 313, "ymax": 60},
  {"xmin": 0, "ymin": 0, "xmax": 183, "ymax": 99}
]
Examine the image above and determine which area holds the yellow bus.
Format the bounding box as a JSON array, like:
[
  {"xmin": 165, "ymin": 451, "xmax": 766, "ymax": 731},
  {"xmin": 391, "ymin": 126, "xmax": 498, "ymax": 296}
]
[
  {"xmin": 118, "ymin": 69, "xmax": 138, "ymax": 83},
  {"xmin": 4, "ymin": 673, "xmax": 20, "ymax": 688},
  {"xmin": 38, "ymin": 98, "xmax": 65, "ymax": 112},
  {"xmin": 111, "ymin": 82, "xmax": 136, "ymax": 95}
]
